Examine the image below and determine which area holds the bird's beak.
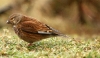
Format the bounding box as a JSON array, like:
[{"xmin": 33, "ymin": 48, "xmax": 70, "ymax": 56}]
[{"xmin": 6, "ymin": 20, "xmax": 10, "ymax": 24}]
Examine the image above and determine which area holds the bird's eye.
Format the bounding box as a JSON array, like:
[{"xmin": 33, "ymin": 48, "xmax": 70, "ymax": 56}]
[{"xmin": 11, "ymin": 17, "xmax": 15, "ymax": 20}]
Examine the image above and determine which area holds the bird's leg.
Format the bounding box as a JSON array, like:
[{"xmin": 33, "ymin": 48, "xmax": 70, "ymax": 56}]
[{"xmin": 28, "ymin": 43, "xmax": 32, "ymax": 46}]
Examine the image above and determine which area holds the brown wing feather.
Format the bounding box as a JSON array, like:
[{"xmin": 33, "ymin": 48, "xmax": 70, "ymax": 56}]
[{"xmin": 20, "ymin": 20, "xmax": 59, "ymax": 35}]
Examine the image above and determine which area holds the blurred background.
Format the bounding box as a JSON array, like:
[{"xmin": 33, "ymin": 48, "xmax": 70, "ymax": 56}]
[{"xmin": 0, "ymin": 0, "xmax": 100, "ymax": 36}]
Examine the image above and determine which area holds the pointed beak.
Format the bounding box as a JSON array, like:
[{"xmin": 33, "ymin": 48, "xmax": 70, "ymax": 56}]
[{"xmin": 6, "ymin": 20, "xmax": 10, "ymax": 24}]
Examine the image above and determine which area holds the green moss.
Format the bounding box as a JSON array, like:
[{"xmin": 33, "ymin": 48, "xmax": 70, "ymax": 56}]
[{"xmin": 0, "ymin": 29, "xmax": 100, "ymax": 58}]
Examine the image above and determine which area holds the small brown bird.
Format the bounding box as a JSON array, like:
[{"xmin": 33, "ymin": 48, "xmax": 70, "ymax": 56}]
[{"xmin": 7, "ymin": 13, "xmax": 66, "ymax": 45}]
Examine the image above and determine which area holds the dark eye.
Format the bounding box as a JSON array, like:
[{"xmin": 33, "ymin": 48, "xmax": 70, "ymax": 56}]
[
  {"xmin": 11, "ymin": 18, "xmax": 14, "ymax": 21},
  {"xmin": 11, "ymin": 17, "xmax": 16, "ymax": 20}
]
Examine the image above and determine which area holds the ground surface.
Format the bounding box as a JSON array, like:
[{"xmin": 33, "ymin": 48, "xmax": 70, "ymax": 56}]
[{"xmin": 0, "ymin": 29, "xmax": 100, "ymax": 58}]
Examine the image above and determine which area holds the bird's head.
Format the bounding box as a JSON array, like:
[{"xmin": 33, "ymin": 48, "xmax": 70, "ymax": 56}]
[{"xmin": 7, "ymin": 13, "xmax": 23, "ymax": 25}]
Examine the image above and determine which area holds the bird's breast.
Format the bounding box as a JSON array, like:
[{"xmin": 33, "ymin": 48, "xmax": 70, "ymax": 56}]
[{"xmin": 13, "ymin": 25, "xmax": 20, "ymax": 35}]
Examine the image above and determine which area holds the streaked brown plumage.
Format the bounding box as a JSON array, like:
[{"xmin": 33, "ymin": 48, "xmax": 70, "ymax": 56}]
[{"xmin": 7, "ymin": 13, "xmax": 65, "ymax": 44}]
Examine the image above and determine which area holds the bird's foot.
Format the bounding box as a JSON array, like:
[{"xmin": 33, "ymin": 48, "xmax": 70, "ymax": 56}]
[{"xmin": 28, "ymin": 43, "xmax": 33, "ymax": 47}]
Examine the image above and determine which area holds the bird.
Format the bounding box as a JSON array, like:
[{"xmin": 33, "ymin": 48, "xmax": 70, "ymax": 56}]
[{"xmin": 6, "ymin": 13, "xmax": 66, "ymax": 45}]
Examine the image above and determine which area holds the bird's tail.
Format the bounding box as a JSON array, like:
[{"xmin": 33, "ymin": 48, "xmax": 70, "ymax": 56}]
[{"xmin": 58, "ymin": 34, "xmax": 69, "ymax": 38}]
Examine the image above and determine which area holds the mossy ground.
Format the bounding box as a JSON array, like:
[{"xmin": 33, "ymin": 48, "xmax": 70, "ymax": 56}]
[{"xmin": 0, "ymin": 29, "xmax": 100, "ymax": 58}]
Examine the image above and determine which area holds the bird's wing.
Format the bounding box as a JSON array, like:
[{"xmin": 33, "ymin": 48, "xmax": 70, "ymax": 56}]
[
  {"xmin": 20, "ymin": 21, "xmax": 59, "ymax": 35},
  {"xmin": 20, "ymin": 21, "xmax": 37, "ymax": 34}
]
